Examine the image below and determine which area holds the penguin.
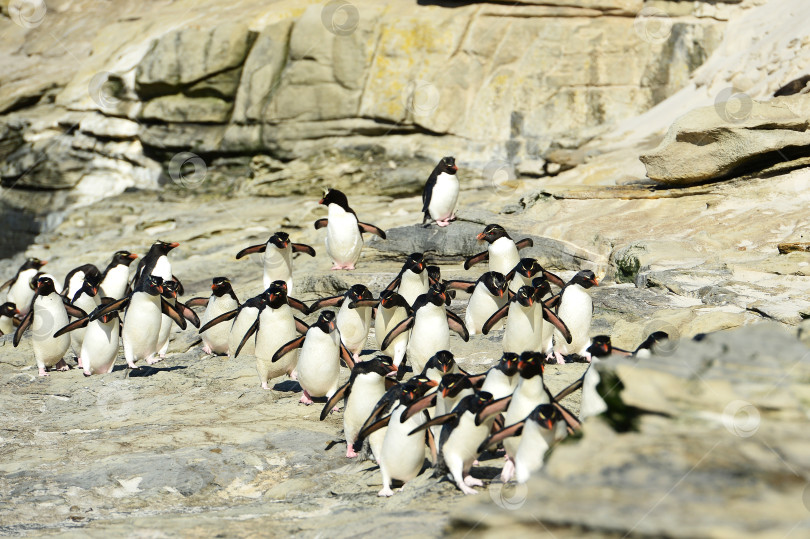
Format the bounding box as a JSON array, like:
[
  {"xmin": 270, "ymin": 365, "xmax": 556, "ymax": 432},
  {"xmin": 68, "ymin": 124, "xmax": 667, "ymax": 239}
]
[
  {"xmin": 551, "ymin": 270, "xmax": 599, "ymax": 363},
  {"xmin": 402, "ymin": 372, "xmax": 477, "ymax": 442},
  {"xmin": 373, "ymin": 291, "xmax": 411, "ymax": 373},
  {"xmin": 155, "ymin": 279, "xmax": 200, "ymax": 358},
  {"xmin": 0, "ymin": 302, "xmax": 19, "ymax": 336},
  {"xmin": 421, "ymin": 349, "xmax": 464, "ymax": 384},
  {"xmin": 505, "ymin": 258, "xmax": 565, "ymax": 294},
  {"xmin": 309, "ymin": 284, "xmax": 374, "ymax": 363},
  {"xmin": 314, "ymin": 189, "xmax": 386, "ymax": 270},
  {"xmin": 354, "ymin": 376, "xmax": 439, "ymax": 496},
  {"xmin": 553, "ymin": 336, "xmax": 621, "ymax": 421},
  {"xmin": 68, "ymin": 273, "xmax": 103, "ymax": 367},
  {"xmin": 187, "ymin": 277, "xmax": 240, "ymax": 355},
  {"xmin": 478, "ymin": 403, "xmax": 565, "ymax": 484},
  {"xmin": 531, "ymin": 277, "xmax": 558, "ymax": 358},
  {"xmin": 13, "ymin": 276, "xmax": 86, "ymax": 376},
  {"xmin": 54, "ymin": 300, "xmax": 121, "ymax": 376},
  {"xmin": 632, "ymin": 330, "xmax": 671, "ymax": 358},
  {"xmin": 231, "ymin": 281, "xmax": 309, "ymax": 389},
  {"xmin": 462, "ymin": 271, "xmax": 508, "ymax": 335},
  {"xmin": 30, "ymin": 271, "xmax": 63, "ymax": 295},
  {"xmin": 197, "ymin": 292, "xmax": 269, "ymax": 359},
  {"xmin": 381, "ymin": 283, "xmax": 469, "ymax": 374},
  {"xmin": 482, "ymin": 285, "xmax": 571, "ymax": 355},
  {"xmin": 235, "ymin": 232, "xmax": 316, "ymax": 294},
  {"xmin": 477, "ymin": 352, "xmax": 521, "ymax": 400},
  {"xmin": 272, "ymin": 310, "xmax": 354, "ymax": 405},
  {"xmin": 61, "ymin": 264, "xmax": 101, "ymax": 301},
  {"xmin": 422, "ymin": 156, "xmax": 459, "ymax": 227},
  {"xmin": 410, "ymin": 391, "xmax": 496, "ymax": 495},
  {"xmin": 99, "ymin": 251, "xmax": 138, "ymax": 299},
  {"xmin": 384, "ymin": 253, "xmax": 429, "ymax": 306},
  {"xmin": 133, "ymin": 240, "xmax": 179, "ymax": 285},
  {"xmin": 320, "ymin": 355, "xmax": 397, "ymax": 458},
  {"xmin": 463, "ymin": 224, "xmax": 533, "ymax": 276},
  {"xmin": 90, "ymin": 275, "xmax": 187, "ymax": 369},
  {"xmin": 1, "ymin": 258, "xmax": 47, "ymax": 316}
]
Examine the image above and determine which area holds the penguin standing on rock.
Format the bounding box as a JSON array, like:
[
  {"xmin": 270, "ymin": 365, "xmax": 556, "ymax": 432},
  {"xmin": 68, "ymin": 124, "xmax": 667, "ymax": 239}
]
[
  {"xmin": 461, "ymin": 271, "xmax": 508, "ymax": 335},
  {"xmin": 422, "ymin": 156, "xmax": 459, "ymax": 227},
  {"xmin": 314, "ymin": 189, "xmax": 386, "ymax": 270},
  {"xmin": 187, "ymin": 277, "xmax": 240, "ymax": 356},
  {"xmin": 99, "ymin": 251, "xmax": 138, "ymax": 299},
  {"xmin": 68, "ymin": 273, "xmax": 103, "ymax": 367},
  {"xmin": 133, "ymin": 240, "xmax": 179, "ymax": 285},
  {"xmin": 1, "ymin": 258, "xmax": 48, "ymax": 317},
  {"xmin": 476, "ymin": 352, "xmax": 521, "ymax": 400},
  {"xmin": 309, "ymin": 284, "xmax": 375, "ymax": 364},
  {"xmin": 373, "ymin": 291, "xmax": 411, "ymax": 372},
  {"xmin": 464, "ymin": 224, "xmax": 533, "ymax": 276},
  {"xmin": 156, "ymin": 279, "xmax": 199, "ymax": 358},
  {"xmin": 235, "ymin": 232, "xmax": 316, "ymax": 294},
  {"xmin": 505, "ymin": 258, "xmax": 565, "ymax": 294},
  {"xmin": 551, "ymin": 270, "xmax": 599, "ymax": 363},
  {"xmin": 197, "ymin": 290, "xmax": 270, "ymax": 359},
  {"xmin": 55, "ymin": 300, "xmax": 122, "ymax": 376},
  {"xmin": 384, "ymin": 253, "xmax": 429, "ymax": 306}
]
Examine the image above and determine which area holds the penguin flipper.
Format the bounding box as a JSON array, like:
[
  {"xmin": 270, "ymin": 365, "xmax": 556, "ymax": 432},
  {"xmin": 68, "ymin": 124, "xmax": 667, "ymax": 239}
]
[
  {"xmin": 408, "ymin": 411, "xmax": 456, "ymax": 436},
  {"xmin": 401, "ymin": 392, "xmax": 437, "ymax": 422},
  {"xmin": 544, "ymin": 293, "xmax": 561, "ymax": 311},
  {"xmin": 235, "ymin": 243, "xmax": 266, "ymax": 259},
  {"xmin": 309, "ymin": 295, "xmax": 344, "ymax": 312},
  {"xmin": 198, "ymin": 309, "xmax": 238, "ymax": 333},
  {"xmin": 175, "ymin": 300, "xmax": 201, "ymax": 328},
  {"xmin": 463, "ymin": 250, "xmax": 489, "ymax": 271},
  {"xmin": 384, "ymin": 274, "xmax": 401, "ymax": 293},
  {"xmin": 476, "ymin": 395, "xmax": 512, "ymax": 425},
  {"xmin": 543, "ymin": 305, "xmax": 572, "ymax": 344},
  {"xmin": 515, "ymin": 238, "xmax": 534, "ymax": 250},
  {"xmin": 271, "ymin": 335, "xmax": 305, "ymax": 362},
  {"xmin": 313, "ymin": 218, "xmax": 328, "ymax": 230},
  {"xmin": 172, "ymin": 276, "xmax": 185, "ymax": 296},
  {"xmin": 395, "ymin": 354, "xmax": 408, "ymax": 380},
  {"xmin": 426, "ymin": 424, "xmax": 438, "ymax": 465},
  {"xmin": 64, "ymin": 304, "xmax": 89, "ymax": 319},
  {"xmin": 358, "ymin": 222, "xmax": 387, "ymax": 239},
  {"xmin": 444, "ymin": 280, "xmax": 476, "ymax": 293},
  {"xmin": 348, "ymin": 298, "xmax": 379, "ymax": 310},
  {"xmin": 477, "ymin": 421, "xmax": 525, "ymax": 454},
  {"xmin": 291, "ymin": 243, "xmax": 317, "ymax": 257},
  {"xmin": 554, "ymin": 376, "xmax": 584, "ymax": 402},
  {"xmin": 542, "ymin": 269, "xmax": 566, "ymax": 289},
  {"xmin": 234, "ymin": 316, "xmax": 260, "ymax": 358},
  {"xmin": 339, "ymin": 342, "xmax": 355, "ymax": 369},
  {"xmin": 161, "ymin": 298, "xmax": 187, "ymax": 330},
  {"xmin": 54, "ymin": 317, "xmax": 90, "ymax": 338},
  {"xmin": 185, "ymin": 297, "xmax": 209, "ymax": 308},
  {"xmin": 320, "ymin": 381, "xmax": 350, "ymax": 421},
  {"xmin": 553, "ymin": 401, "xmax": 582, "ymax": 434},
  {"xmin": 445, "ymin": 311, "xmax": 469, "ymax": 341},
  {"xmin": 286, "ymin": 297, "xmax": 310, "ymax": 315},
  {"xmin": 91, "ymin": 297, "xmax": 129, "ymax": 321},
  {"xmin": 357, "ymin": 413, "xmax": 392, "ymax": 441},
  {"xmin": 380, "ymin": 316, "xmax": 414, "ymax": 351},
  {"xmin": 466, "ymin": 373, "xmax": 487, "ymax": 387},
  {"xmin": 12, "ymin": 310, "xmax": 33, "ymax": 347},
  {"xmin": 0, "ymin": 278, "xmax": 13, "ymax": 292},
  {"xmin": 481, "ymin": 304, "xmax": 509, "ymax": 335},
  {"xmin": 294, "ymin": 317, "xmax": 309, "ymax": 335}
]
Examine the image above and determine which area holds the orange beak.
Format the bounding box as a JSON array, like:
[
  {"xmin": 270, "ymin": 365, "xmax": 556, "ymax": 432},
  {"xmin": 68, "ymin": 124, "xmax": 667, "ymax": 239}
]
[{"xmin": 128, "ymin": 253, "xmax": 139, "ymax": 260}]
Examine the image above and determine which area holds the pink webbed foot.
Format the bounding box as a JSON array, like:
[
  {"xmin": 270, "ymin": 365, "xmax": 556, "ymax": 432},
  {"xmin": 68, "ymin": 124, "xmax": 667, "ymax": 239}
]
[
  {"xmin": 554, "ymin": 351, "xmax": 566, "ymax": 365},
  {"xmin": 331, "ymin": 263, "xmax": 356, "ymax": 271},
  {"xmin": 38, "ymin": 367, "xmax": 49, "ymax": 377},
  {"xmin": 500, "ymin": 457, "xmax": 515, "ymax": 483},
  {"xmin": 464, "ymin": 475, "xmax": 484, "ymax": 487},
  {"xmin": 377, "ymin": 486, "xmax": 394, "ymax": 497},
  {"xmin": 583, "ymin": 351, "xmax": 592, "ymax": 363},
  {"xmin": 436, "ymin": 220, "xmax": 451, "ymax": 227},
  {"xmin": 289, "ymin": 370, "xmax": 298, "ymax": 381},
  {"xmin": 352, "ymin": 352, "xmax": 361, "ymax": 364},
  {"xmin": 346, "ymin": 445, "xmax": 357, "ymax": 458},
  {"xmin": 83, "ymin": 370, "xmax": 92, "ymax": 377},
  {"xmin": 457, "ymin": 481, "xmax": 478, "ymax": 495},
  {"xmin": 299, "ymin": 390, "xmax": 314, "ymax": 405},
  {"xmin": 77, "ymin": 357, "xmax": 83, "ymax": 369},
  {"xmin": 261, "ymin": 382, "xmax": 269, "ymax": 390},
  {"xmin": 55, "ymin": 359, "xmax": 70, "ymax": 372},
  {"xmin": 202, "ymin": 344, "xmax": 212, "ymax": 355}
]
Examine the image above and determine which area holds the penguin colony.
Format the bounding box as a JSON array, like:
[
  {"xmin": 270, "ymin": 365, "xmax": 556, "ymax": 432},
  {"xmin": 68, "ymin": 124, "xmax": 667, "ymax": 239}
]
[{"xmin": 4, "ymin": 156, "xmax": 668, "ymax": 496}]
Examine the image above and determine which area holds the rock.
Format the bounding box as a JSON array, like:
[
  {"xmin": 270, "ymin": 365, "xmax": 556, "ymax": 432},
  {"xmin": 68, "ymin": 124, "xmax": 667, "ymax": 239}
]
[
  {"xmin": 778, "ymin": 242, "xmax": 810, "ymax": 254},
  {"xmin": 640, "ymin": 93, "xmax": 810, "ymax": 186},
  {"xmin": 140, "ymin": 95, "xmax": 234, "ymax": 124}
]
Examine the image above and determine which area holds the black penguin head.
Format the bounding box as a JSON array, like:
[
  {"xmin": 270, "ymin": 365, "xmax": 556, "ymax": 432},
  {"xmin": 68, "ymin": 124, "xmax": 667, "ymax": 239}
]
[
  {"xmin": 427, "ymin": 265, "xmax": 441, "ymax": 284},
  {"xmin": 461, "ymin": 390, "xmax": 494, "ymax": 415},
  {"xmin": 29, "ymin": 272, "xmax": 48, "ymax": 290},
  {"xmin": 151, "ymin": 240, "xmax": 180, "ymax": 255},
  {"xmin": 84, "ymin": 267, "xmax": 103, "ymax": 287},
  {"xmin": 476, "ymin": 224, "xmax": 510, "ymax": 244},
  {"xmin": 529, "ymin": 403, "xmax": 561, "ymax": 430},
  {"xmin": 34, "ymin": 276, "xmax": 57, "ymax": 296},
  {"xmin": 531, "ymin": 277, "xmax": 551, "ymax": 299},
  {"xmin": 515, "ymin": 258, "xmax": 541, "ymax": 278},
  {"xmin": 497, "ymin": 352, "xmax": 520, "ymax": 376},
  {"xmin": 515, "ymin": 286, "xmax": 536, "ymax": 307},
  {"xmin": 517, "ymin": 351, "xmax": 544, "ymax": 378},
  {"xmin": 112, "ymin": 251, "xmax": 138, "ymax": 267},
  {"xmin": 0, "ymin": 302, "xmax": 19, "ymax": 318},
  {"xmin": 211, "ymin": 277, "xmax": 234, "ymax": 297},
  {"xmin": 424, "ymin": 350, "xmax": 456, "ymax": 375},
  {"xmin": 379, "ymin": 290, "xmax": 409, "ymax": 310},
  {"xmin": 74, "ymin": 278, "xmax": 100, "ymax": 302},
  {"xmin": 569, "ymin": 270, "xmax": 598, "ymax": 289},
  {"xmin": 439, "ymin": 373, "xmax": 472, "ymax": 398},
  {"xmin": 481, "ymin": 272, "xmax": 507, "ymax": 297},
  {"xmin": 425, "ymin": 282, "xmax": 449, "ymax": 307},
  {"xmin": 22, "ymin": 258, "xmax": 47, "ymax": 271},
  {"xmin": 356, "ymin": 355, "xmax": 397, "ymax": 377},
  {"xmin": 345, "ymin": 284, "xmax": 372, "ymax": 304},
  {"xmin": 319, "ymin": 189, "xmax": 352, "ymax": 212},
  {"xmin": 265, "ymin": 281, "xmax": 289, "ymax": 308},
  {"xmin": 314, "ymin": 310, "xmax": 338, "ymax": 333},
  {"xmin": 161, "ymin": 279, "xmax": 180, "ymax": 299},
  {"xmin": 587, "ymin": 335, "xmax": 613, "ymax": 358},
  {"xmin": 400, "ymin": 375, "xmax": 438, "ymax": 404},
  {"xmin": 404, "ymin": 253, "xmax": 426, "ymax": 275},
  {"xmin": 268, "ymin": 232, "xmax": 290, "ymax": 249},
  {"xmin": 139, "ymin": 275, "xmax": 164, "ymax": 296},
  {"xmin": 437, "ymin": 156, "xmax": 458, "ymax": 175}
]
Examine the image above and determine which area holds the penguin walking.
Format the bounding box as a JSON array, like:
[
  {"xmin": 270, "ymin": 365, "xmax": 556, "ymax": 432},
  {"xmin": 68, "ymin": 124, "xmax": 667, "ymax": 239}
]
[
  {"xmin": 476, "ymin": 352, "xmax": 521, "ymax": 400},
  {"xmin": 309, "ymin": 284, "xmax": 374, "ymax": 363},
  {"xmin": 99, "ymin": 251, "xmax": 138, "ymax": 299},
  {"xmin": 463, "ymin": 224, "xmax": 533, "ymax": 276},
  {"xmin": 402, "ymin": 373, "xmax": 477, "ymax": 442},
  {"xmin": 133, "ymin": 240, "xmax": 179, "ymax": 285},
  {"xmin": 551, "ymin": 270, "xmax": 599, "ymax": 363},
  {"xmin": 13, "ymin": 276, "xmax": 86, "ymax": 376},
  {"xmin": 68, "ymin": 274, "xmax": 103, "ymax": 367},
  {"xmin": 384, "ymin": 253, "xmax": 429, "ymax": 306},
  {"xmin": 422, "ymin": 156, "xmax": 459, "ymax": 227},
  {"xmin": 55, "ymin": 300, "xmax": 121, "ymax": 376},
  {"xmin": 505, "ymin": 258, "xmax": 565, "ymax": 294},
  {"xmin": 373, "ymin": 291, "xmax": 411, "ymax": 372},
  {"xmin": 410, "ymin": 391, "xmax": 496, "ymax": 494},
  {"xmin": 320, "ymin": 355, "xmax": 397, "ymax": 458},
  {"xmin": 197, "ymin": 292, "xmax": 268, "ymax": 359},
  {"xmin": 421, "ymin": 350, "xmax": 464, "ymax": 384},
  {"xmin": 0, "ymin": 302, "xmax": 19, "ymax": 336},
  {"xmin": 231, "ymin": 282, "xmax": 309, "ymax": 389},
  {"xmin": 272, "ymin": 310, "xmax": 354, "ymax": 405},
  {"xmin": 91, "ymin": 275, "xmax": 187, "ymax": 369},
  {"xmin": 482, "ymin": 285, "xmax": 571, "ymax": 355},
  {"xmin": 381, "ymin": 283, "xmax": 469, "ymax": 374},
  {"xmin": 62, "ymin": 264, "xmax": 101, "ymax": 301},
  {"xmin": 235, "ymin": 232, "xmax": 316, "ymax": 294},
  {"xmin": 187, "ymin": 277, "xmax": 240, "ymax": 356},
  {"xmin": 156, "ymin": 280, "xmax": 200, "ymax": 358},
  {"xmin": 314, "ymin": 189, "xmax": 386, "ymax": 270},
  {"xmin": 1, "ymin": 258, "xmax": 47, "ymax": 316},
  {"xmin": 462, "ymin": 272, "xmax": 508, "ymax": 335}
]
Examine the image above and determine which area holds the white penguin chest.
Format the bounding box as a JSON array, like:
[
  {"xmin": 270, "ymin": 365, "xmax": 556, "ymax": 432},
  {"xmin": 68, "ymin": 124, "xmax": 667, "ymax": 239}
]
[
  {"xmin": 101, "ymin": 265, "xmax": 130, "ymax": 298},
  {"xmin": 337, "ymin": 302, "xmax": 371, "ymax": 349},
  {"xmin": 297, "ymin": 328, "xmax": 341, "ymax": 395},
  {"xmin": 399, "ymin": 271, "xmax": 428, "ymax": 306},
  {"xmin": 256, "ymin": 305, "xmax": 297, "ymax": 354},
  {"xmin": 326, "ymin": 205, "xmax": 362, "ymax": 264},
  {"xmin": 262, "ymin": 246, "xmax": 293, "ymax": 283},
  {"xmin": 556, "ymin": 284, "xmax": 592, "ymax": 351},
  {"xmin": 152, "ymin": 256, "xmax": 172, "ymax": 281},
  {"xmin": 489, "ymin": 237, "xmax": 520, "ymax": 276},
  {"xmin": 428, "ymin": 172, "xmax": 459, "ymax": 220}
]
